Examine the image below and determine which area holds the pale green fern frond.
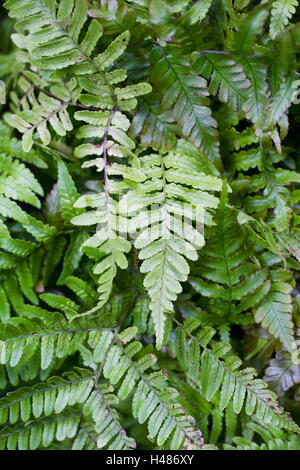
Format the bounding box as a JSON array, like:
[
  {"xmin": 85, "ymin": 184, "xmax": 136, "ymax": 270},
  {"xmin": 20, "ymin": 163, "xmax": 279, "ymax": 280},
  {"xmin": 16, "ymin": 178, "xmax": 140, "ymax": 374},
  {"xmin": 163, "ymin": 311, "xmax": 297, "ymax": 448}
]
[
  {"xmin": 0, "ymin": 306, "xmax": 115, "ymax": 369},
  {"xmin": 119, "ymin": 149, "xmax": 222, "ymax": 347},
  {"xmin": 0, "ymin": 408, "xmax": 81, "ymax": 450},
  {"xmin": 270, "ymin": 0, "xmax": 299, "ymax": 39}
]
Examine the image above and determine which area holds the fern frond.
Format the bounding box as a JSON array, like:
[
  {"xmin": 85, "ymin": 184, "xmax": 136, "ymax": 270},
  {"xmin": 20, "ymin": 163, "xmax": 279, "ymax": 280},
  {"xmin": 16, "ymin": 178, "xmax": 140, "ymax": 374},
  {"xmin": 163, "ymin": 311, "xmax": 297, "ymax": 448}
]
[
  {"xmin": 190, "ymin": 183, "xmax": 268, "ymax": 335},
  {"xmin": 195, "ymin": 53, "xmax": 250, "ymax": 111},
  {"xmin": 70, "ymin": 95, "xmax": 150, "ymax": 313},
  {"xmin": 239, "ymin": 57, "xmax": 270, "ymax": 132},
  {"xmin": 267, "ymin": 74, "xmax": 298, "ymax": 132},
  {"xmin": 0, "ymin": 369, "xmax": 93, "ymax": 425},
  {"xmin": 0, "ymin": 122, "xmax": 47, "ymax": 168},
  {"xmin": 183, "ymin": 0, "xmax": 213, "ymax": 24},
  {"xmin": 87, "ymin": 327, "xmax": 204, "ymax": 449},
  {"xmin": 264, "ymin": 350, "xmax": 300, "ymax": 396},
  {"xmin": 57, "ymin": 159, "xmax": 81, "ymax": 223},
  {"xmin": 0, "ymin": 153, "xmax": 43, "ymax": 207},
  {"xmin": 71, "ymin": 192, "xmax": 133, "ymax": 313},
  {"xmin": 0, "ymin": 308, "xmax": 114, "ymax": 369},
  {"xmin": 230, "ymin": 148, "xmax": 300, "ymax": 230},
  {"xmin": 5, "ymin": 0, "xmax": 103, "ymax": 71},
  {"xmin": 224, "ymin": 421, "xmax": 300, "ymax": 450},
  {"xmin": 130, "ymin": 94, "xmax": 177, "ymax": 151},
  {"xmin": 233, "ymin": 7, "xmax": 268, "ymax": 54},
  {"xmin": 150, "ymin": 47, "xmax": 220, "ymax": 164},
  {"xmin": 270, "ymin": 0, "xmax": 299, "ymax": 40},
  {"xmin": 0, "ymin": 408, "xmax": 81, "ymax": 450},
  {"xmin": 255, "ymin": 271, "xmax": 295, "ymax": 353},
  {"xmin": 5, "ymin": 78, "xmax": 78, "ymax": 152},
  {"xmin": 173, "ymin": 318, "xmax": 300, "ymax": 434},
  {"xmin": 83, "ymin": 385, "xmax": 136, "ymax": 449},
  {"xmin": 120, "ymin": 149, "xmax": 222, "ymax": 347}
]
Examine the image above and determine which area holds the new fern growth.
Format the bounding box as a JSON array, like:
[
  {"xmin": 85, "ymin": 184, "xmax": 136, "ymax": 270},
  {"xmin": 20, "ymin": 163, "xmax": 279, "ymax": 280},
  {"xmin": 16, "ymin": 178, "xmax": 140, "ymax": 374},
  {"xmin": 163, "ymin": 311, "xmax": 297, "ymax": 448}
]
[{"xmin": 0, "ymin": 0, "xmax": 300, "ymax": 451}]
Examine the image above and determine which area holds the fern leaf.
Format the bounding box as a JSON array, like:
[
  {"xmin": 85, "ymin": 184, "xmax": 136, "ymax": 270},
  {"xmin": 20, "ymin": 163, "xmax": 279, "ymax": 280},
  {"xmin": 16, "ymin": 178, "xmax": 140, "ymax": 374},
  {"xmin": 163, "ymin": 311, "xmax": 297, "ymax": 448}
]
[
  {"xmin": 234, "ymin": 7, "xmax": 268, "ymax": 54},
  {"xmin": 120, "ymin": 150, "xmax": 222, "ymax": 347},
  {"xmin": 4, "ymin": 90, "xmax": 74, "ymax": 152},
  {"xmin": 174, "ymin": 318, "xmax": 300, "ymax": 434},
  {"xmin": 270, "ymin": 0, "xmax": 299, "ymax": 39},
  {"xmin": 57, "ymin": 160, "xmax": 81, "ymax": 223},
  {"xmin": 0, "ymin": 308, "xmax": 114, "ymax": 369},
  {"xmin": 0, "ymin": 369, "xmax": 94, "ymax": 425},
  {"xmin": 255, "ymin": 273, "xmax": 294, "ymax": 353},
  {"xmin": 264, "ymin": 350, "xmax": 300, "ymax": 396},
  {"xmin": 267, "ymin": 74, "xmax": 298, "ymax": 128},
  {"xmin": 239, "ymin": 56, "xmax": 270, "ymax": 131},
  {"xmin": 183, "ymin": 0, "xmax": 213, "ymax": 24},
  {"xmin": 190, "ymin": 182, "xmax": 268, "ymax": 331},
  {"xmin": 195, "ymin": 53, "xmax": 250, "ymax": 111},
  {"xmin": 0, "ymin": 408, "xmax": 81, "ymax": 450},
  {"xmin": 89, "ymin": 327, "xmax": 204, "ymax": 449},
  {"xmin": 150, "ymin": 47, "xmax": 220, "ymax": 164},
  {"xmin": 130, "ymin": 94, "xmax": 177, "ymax": 151},
  {"xmin": 83, "ymin": 385, "xmax": 136, "ymax": 449},
  {"xmin": 0, "ymin": 154, "xmax": 43, "ymax": 207}
]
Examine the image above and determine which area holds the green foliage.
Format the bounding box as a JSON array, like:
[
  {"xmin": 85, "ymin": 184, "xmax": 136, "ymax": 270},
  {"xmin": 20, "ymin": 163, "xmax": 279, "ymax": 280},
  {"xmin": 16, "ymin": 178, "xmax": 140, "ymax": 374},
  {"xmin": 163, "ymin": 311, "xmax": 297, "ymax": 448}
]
[
  {"xmin": 120, "ymin": 148, "xmax": 222, "ymax": 347},
  {"xmin": 0, "ymin": 0, "xmax": 299, "ymax": 451},
  {"xmin": 270, "ymin": 0, "xmax": 299, "ymax": 39}
]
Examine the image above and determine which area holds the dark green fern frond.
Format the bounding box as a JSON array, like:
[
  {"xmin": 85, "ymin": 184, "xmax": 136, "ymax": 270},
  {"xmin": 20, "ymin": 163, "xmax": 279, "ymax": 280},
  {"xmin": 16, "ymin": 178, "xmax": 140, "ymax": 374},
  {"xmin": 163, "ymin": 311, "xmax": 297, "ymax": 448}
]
[
  {"xmin": 150, "ymin": 47, "xmax": 220, "ymax": 165},
  {"xmin": 190, "ymin": 183, "xmax": 268, "ymax": 336}
]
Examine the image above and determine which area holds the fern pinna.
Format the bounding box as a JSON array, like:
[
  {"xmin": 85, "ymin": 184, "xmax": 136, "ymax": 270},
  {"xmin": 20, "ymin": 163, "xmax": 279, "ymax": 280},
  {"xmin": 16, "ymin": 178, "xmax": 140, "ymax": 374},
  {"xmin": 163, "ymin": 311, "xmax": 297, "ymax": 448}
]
[{"xmin": 0, "ymin": 0, "xmax": 300, "ymax": 451}]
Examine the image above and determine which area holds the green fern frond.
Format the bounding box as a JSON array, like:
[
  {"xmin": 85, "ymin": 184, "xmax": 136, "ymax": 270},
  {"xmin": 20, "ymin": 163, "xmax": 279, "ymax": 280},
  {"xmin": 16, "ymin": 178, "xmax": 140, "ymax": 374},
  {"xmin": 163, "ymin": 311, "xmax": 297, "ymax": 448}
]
[
  {"xmin": 267, "ymin": 74, "xmax": 299, "ymax": 132},
  {"xmin": 0, "ymin": 368, "xmax": 94, "ymax": 425},
  {"xmin": 0, "ymin": 308, "xmax": 114, "ymax": 369},
  {"xmin": 5, "ymin": 77, "xmax": 78, "ymax": 152},
  {"xmin": 0, "ymin": 122, "xmax": 47, "ymax": 168},
  {"xmin": 190, "ymin": 183, "xmax": 268, "ymax": 335},
  {"xmin": 83, "ymin": 385, "xmax": 136, "ymax": 450},
  {"xmin": 87, "ymin": 326, "xmax": 204, "ymax": 449},
  {"xmin": 150, "ymin": 47, "xmax": 220, "ymax": 164},
  {"xmin": 120, "ymin": 149, "xmax": 222, "ymax": 347},
  {"xmin": 224, "ymin": 421, "xmax": 300, "ymax": 450},
  {"xmin": 239, "ymin": 56, "xmax": 270, "ymax": 132},
  {"xmin": 130, "ymin": 94, "xmax": 177, "ymax": 151},
  {"xmin": 5, "ymin": 0, "xmax": 103, "ymax": 71},
  {"xmin": 71, "ymin": 192, "xmax": 133, "ymax": 313},
  {"xmin": 195, "ymin": 53, "xmax": 251, "ymax": 111},
  {"xmin": 270, "ymin": 0, "xmax": 299, "ymax": 40},
  {"xmin": 255, "ymin": 270, "xmax": 295, "ymax": 353},
  {"xmin": 230, "ymin": 147, "xmax": 300, "ymax": 230},
  {"xmin": 173, "ymin": 318, "xmax": 300, "ymax": 434},
  {"xmin": 233, "ymin": 7, "xmax": 268, "ymax": 54},
  {"xmin": 0, "ymin": 408, "xmax": 81, "ymax": 450},
  {"xmin": 0, "ymin": 153, "xmax": 43, "ymax": 207}
]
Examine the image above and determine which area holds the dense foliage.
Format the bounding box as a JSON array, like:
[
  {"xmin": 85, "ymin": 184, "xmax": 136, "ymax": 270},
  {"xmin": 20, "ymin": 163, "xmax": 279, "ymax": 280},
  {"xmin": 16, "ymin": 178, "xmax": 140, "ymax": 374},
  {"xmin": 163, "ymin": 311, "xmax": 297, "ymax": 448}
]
[{"xmin": 0, "ymin": 0, "xmax": 300, "ymax": 451}]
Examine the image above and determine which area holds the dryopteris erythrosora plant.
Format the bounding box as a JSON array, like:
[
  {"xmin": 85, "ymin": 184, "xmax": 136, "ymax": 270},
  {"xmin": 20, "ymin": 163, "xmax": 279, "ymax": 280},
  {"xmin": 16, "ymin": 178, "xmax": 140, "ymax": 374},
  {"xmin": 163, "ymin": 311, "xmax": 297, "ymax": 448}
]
[{"xmin": 0, "ymin": 0, "xmax": 300, "ymax": 450}]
